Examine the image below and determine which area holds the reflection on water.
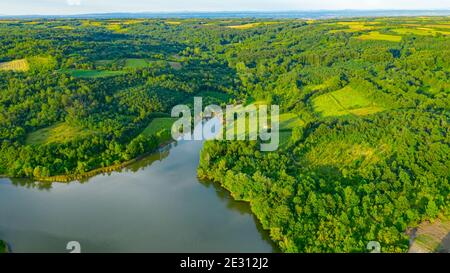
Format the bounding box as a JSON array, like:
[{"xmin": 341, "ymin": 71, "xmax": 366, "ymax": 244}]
[
  {"xmin": 0, "ymin": 139, "xmax": 277, "ymax": 253},
  {"xmin": 199, "ymin": 180, "xmax": 278, "ymax": 251}
]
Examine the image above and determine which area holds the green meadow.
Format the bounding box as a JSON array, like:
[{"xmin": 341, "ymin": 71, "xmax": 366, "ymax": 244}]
[
  {"xmin": 392, "ymin": 27, "xmax": 450, "ymax": 36},
  {"xmin": 141, "ymin": 118, "xmax": 178, "ymax": 142},
  {"xmin": 26, "ymin": 123, "xmax": 95, "ymax": 145},
  {"xmin": 62, "ymin": 69, "xmax": 126, "ymax": 78},
  {"xmin": 223, "ymin": 101, "xmax": 303, "ymax": 147},
  {"xmin": 313, "ymin": 86, "xmax": 385, "ymax": 117},
  {"xmin": 124, "ymin": 58, "xmax": 151, "ymax": 69}
]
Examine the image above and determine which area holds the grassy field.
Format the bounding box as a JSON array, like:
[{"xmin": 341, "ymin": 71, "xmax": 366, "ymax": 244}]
[
  {"xmin": 26, "ymin": 123, "xmax": 94, "ymax": 145},
  {"xmin": 66, "ymin": 58, "xmax": 176, "ymax": 76},
  {"xmin": 95, "ymin": 59, "xmax": 116, "ymax": 66},
  {"xmin": 62, "ymin": 69, "xmax": 126, "ymax": 78},
  {"xmin": 222, "ymin": 101, "xmax": 303, "ymax": 147},
  {"xmin": 106, "ymin": 23, "xmax": 127, "ymax": 33},
  {"xmin": 0, "ymin": 59, "xmax": 30, "ymax": 72},
  {"xmin": 402, "ymin": 23, "xmax": 450, "ymax": 29},
  {"xmin": 329, "ymin": 22, "xmax": 378, "ymax": 33},
  {"xmin": 54, "ymin": 26, "xmax": 75, "ymax": 30},
  {"xmin": 0, "ymin": 20, "xmax": 19, "ymax": 24},
  {"xmin": 304, "ymin": 78, "xmax": 336, "ymax": 92},
  {"xmin": 279, "ymin": 113, "xmax": 304, "ymax": 130},
  {"xmin": 96, "ymin": 58, "xmax": 171, "ymax": 70},
  {"xmin": 357, "ymin": 31, "xmax": 402, "ymax": 42},
  {"xmin": 166, "ymin": 21, "xmax": 182, "ymax": 25},
  {"xmin": 28, "ymin": 56, "xmax": 57, "ymax": 70},
  {"xmin": 424, "ymin": 24, "xmax": 450, "ymax": 29},
  {"xmin": 279, "ymin": 113, "xmax": 304, "ymax": 147},
  {"xmin": 226, "ymin": 22, "xmax": 278, "ymax": 29},
  {"xmin": 313, "ymin": 86, "xmax": 385, "ymax": 117},
  {"xmin": 80, "ymin": 20, "xmax": 128, "ymax": 33},
  {"xmin": 227, "ymin": 23, "xmax": 261, "ymax": 29},
  {"xmin": 141, "ymin": 118, "xmax": 178, "ymax": 142},
  {"xmin": 392, "ymin": 27, "xmax": 450, "ymax": 36},
  {"xmin": 124, "ymin": 58, "xmax": 150, "ymax": 69},
  {"xmin": 81, "ymin": 20, "xmax": 102, "ymax": 27},
  {"xmin": 122, "ymin": 19, "xmax": 145, "ymax": 25},
  {"xmin": 304, "ymin": 141, "xmax": 387, "ymax": 169}
]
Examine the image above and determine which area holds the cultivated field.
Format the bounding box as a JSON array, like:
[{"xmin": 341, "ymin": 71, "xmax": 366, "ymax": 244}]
[
  {"xmin": 329, "ymin": 21, "xmax": 378, "ymax": 33},
  {"xmin": 392, "ymin": 27, "xmax": 450, "ymax": 36},
  {"xmin": 409, "ymin": 219, "xmax": 450, "ymax": 253},
  {"xmin": 226, "ymin": 22, "xmax": 278, "ymax": 29},
  {"xmin": 0, "ymin": 59, "xmax": 29, "ymax": 72},
  {"xmin": 357, "ymin": 31, "xmax": 402, "ymax": 42}
]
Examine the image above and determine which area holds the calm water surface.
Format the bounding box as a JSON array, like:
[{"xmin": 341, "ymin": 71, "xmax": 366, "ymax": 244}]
[{"xmin": 0, "ymin": 139, "xmax": 276, "ymax": 253}]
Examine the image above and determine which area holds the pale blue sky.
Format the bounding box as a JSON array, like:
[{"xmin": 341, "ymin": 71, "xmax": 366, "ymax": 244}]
[{"xmin": 1, "ymin": 0, "xmax": 449, "ymax": 15}]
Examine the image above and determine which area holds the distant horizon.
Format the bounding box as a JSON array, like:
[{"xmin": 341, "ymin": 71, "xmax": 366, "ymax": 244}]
[{"xmin": 1, "ymin": 9, "xmax": 450, "ymax": 18}]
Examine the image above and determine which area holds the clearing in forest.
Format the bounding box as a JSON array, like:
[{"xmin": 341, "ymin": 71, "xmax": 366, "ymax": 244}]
[
  {"xmin": 279, "ymin": 113, "xmax": 304, "ymax": 130},
  {"xmin": 95, "ymin": 59, "xmax": 116, "ymax": 66},
  {"xmin": 223, "ymin": 101, "xmax": 303, "ymax": 147},
  {"xmin": 124, "ymin": 58, "xmax": 150, "ymax": 69},
  {"xmin": 122, "ymin": 19, "xmax": 145, "ymax": 25},
  {"xmin": 329, "ymin": 21, "xmax": 379, "ymax": 33},
  {"xmin": 141, "ymin": 118, "xmax": 178, "ymax": 142},
  {"xmin": 279, "ymin": 113, "xmax": 304, "ymax": 147},
  {"xmin": 304, "ymin": 141, "xmax": 388, "ymax": 168},
  {"xmin": 392, "ymin": 27, "xmax": 450, "ymax": 36},
  {"xmin": 0, "ymin": 59, "xmax": 30, "ymax": 72},
  {"xmin": 423, "ymin": 24, "xmax": 450, "ymax": 29},
  {"xmin": 106, "ymin": 23, "xmax": 127, "ymax": 33},
  {"xmin": 166, "ymin": 21, "xmax": 182, "ymax": 25},
  {"xmin": 312, "ymin": 86, "xmax": 385, "ymax": 117},
  {"xmin": 54, "ymin": 26, "xmax": 75, "ymax": 30},
  {"xmin": 227, "ymin": 22, "xmax": 278, "ymax": 29},
  {"xmin": 81, "ymin": 20, "xmax": 102, "ymax": 27},
  {"xmin": 0, "ymin": 20, "xmax": 19, "ymax": 24},
  {"xmin": 409, "ymin": 219, "xmax": 450, "ymax": 253},
  {"xmin": 26, "ymin": 123, "xmax": 94, "ymax": 145},
  {"xmin": 356, "ymin": 31, "xmax": 402, "ymax": 42},
  {"xmin": 227, "ymin": 23, "xmax": 261, "ymax": 29},
  {"xmin": 62, "ymin": 69, "xmax": 126, "ymax": 78},
  {"xmin": 168, "ymin": 61, "xmax": 182, "ymax": 70}
]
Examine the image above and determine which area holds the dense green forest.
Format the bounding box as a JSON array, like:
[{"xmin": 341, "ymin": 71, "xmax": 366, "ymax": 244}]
[
  {"xmin": 0, "ymin": 17, "xmax": 449, "ymax": 252},
  {"xmin": 0, "ymin": 18, "xmax": 238, "ymax": 178}
]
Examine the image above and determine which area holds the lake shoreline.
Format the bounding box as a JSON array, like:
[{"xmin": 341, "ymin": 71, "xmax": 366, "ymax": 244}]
[
  {"xmin": 0, "ymin": 136, "xmax": 276, "ymax": 253},
  {"xmin": 1, "ymin": 139, "xmax": 176, "ymax": 183}
]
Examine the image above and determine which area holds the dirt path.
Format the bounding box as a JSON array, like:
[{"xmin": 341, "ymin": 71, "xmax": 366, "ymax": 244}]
[{"xmin": 409, "ymin": 219, "xmax": 450, "ymax": 253}]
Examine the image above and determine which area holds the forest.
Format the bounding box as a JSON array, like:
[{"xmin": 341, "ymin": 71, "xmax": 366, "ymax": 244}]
[{"xmin": 0, "ymin": 17, "xmax": 449, "ymax": 252}]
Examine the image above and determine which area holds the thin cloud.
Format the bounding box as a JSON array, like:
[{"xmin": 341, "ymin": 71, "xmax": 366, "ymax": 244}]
[{"xmin": 67, "ymin": 0, "xmax": 82, "ymax": 6}]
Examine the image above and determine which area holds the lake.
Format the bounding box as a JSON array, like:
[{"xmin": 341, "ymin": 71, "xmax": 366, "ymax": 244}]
[{"xmin": 0, "ymin": 138, "xmax": 277, "ymax": 253}]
